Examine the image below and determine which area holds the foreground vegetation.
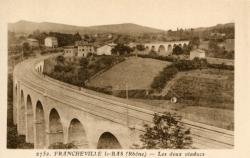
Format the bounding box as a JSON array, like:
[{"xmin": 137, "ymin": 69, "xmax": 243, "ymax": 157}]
[
  {"xmin": 44, "ymin": 55, "xmax": 125, "ymax": 87},
  {"xmin": 135, "ymin": 112, "xmax": 192, "ymax": 149}
]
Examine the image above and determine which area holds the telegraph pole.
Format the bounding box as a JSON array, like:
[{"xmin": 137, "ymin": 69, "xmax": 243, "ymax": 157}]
[
  {"xmin": 126, "ymin": 83, "xmax": 128, "ymax": 100},
  {"xmin": 126, "ymin": 83, "xmax": 129, "ymax": 126}
]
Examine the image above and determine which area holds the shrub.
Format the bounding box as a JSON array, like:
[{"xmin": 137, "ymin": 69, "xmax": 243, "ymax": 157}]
[
  {"xmin": 137, "ymin": 112, "xmax": 192, "ymax": 149},
  {"xmin": 151, "ymin": 66, "xmax": 178, "ymax": 92},
  {"xmin": 49, "ymin": 142, "xmax": 77, "ymax": 149},
  {"xmin": 207, "ymin": 63, "xmax": 234, "ymax": 70}
]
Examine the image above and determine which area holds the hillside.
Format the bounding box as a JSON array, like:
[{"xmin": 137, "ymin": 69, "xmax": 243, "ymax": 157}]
[
  {"xmin": 88, "ymin": 23, "xmax": 163, "ymax": 34},
  {"xmin": 86, "ymin": 57, "xmax": 171, "ymax": 90},
  {"xmin": 8, "ymin": 20, "xmax": 164, "ymax": 34},
  {"xmin": 194, "ymin": 23, "xmax": 234, "ymax": 32}
]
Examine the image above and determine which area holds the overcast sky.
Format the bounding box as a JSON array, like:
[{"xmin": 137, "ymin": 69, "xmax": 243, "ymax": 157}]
[{"xmin": 1, "ymin": 0, "xmax": 238, "ymax": 30}]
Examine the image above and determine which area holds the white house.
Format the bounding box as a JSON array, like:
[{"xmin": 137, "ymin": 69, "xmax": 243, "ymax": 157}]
[
  {"xmin": 63, "ymin": 46, "xmax": 77, "ymax": 57},
  {"xmin": 96, "ymin": 45, "xmax": 113, "ymax": 55},
  {"xmin": 77, "ymin": 44, "xmax": 95, "ymax": 57},
  {"xmin": 190, "ymin": 49, "xmax": 206, "ymax": 60},
  {"xmin": 45, "ymin": 37, "xmax": 58, "ymax": 48}
]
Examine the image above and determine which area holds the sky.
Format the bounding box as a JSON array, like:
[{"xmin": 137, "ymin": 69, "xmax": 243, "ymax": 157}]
[{"xmin": 0, "ymin": 0, "xmax": 240, "ymax": 30}]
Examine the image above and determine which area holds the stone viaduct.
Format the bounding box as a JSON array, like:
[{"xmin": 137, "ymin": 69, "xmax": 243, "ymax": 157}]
[
  {"xmin": 12, "ymin": 55, "xmax": 234, "ymax": 149},
  {"xmin": 144, "ymin": 41, "xmax": 189, "ymax": 56}
]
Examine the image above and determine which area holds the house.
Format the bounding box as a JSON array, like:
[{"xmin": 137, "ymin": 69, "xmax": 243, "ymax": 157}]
[
  {"xmin": 75, "ymin": 40, "xmax": 88, "ymax": 46},
  {"xmin": 77, "ymin": 44, "xmax": 95, "ymax": 57},
  {"xmin": 107, "ymin": 34, "xmax": 113, "ymax": 39},
  {"xmin": 96, "ymin": 45, "xmax": 113, "ymax": 55},
  {"xmin": 26, "ymin": 38, "xmax": 39, "ymax": 47},
  {"xmin": 63, "ymin": 46, "xmax": 77, "ymax": 57},
  {"xmin": 108, "ymin": 42, "xmax": 117, "ymax": 47},
  {"xmin": 45, "ymin": 37, "xmax": 58, "ymax": 48},
  {"xmin": 128, "ymin": 42, "xmax": 136, "ymax": 48},
  {"xmin": 190, "ymin": 49, "xmax": 206, "ymax": 60}
]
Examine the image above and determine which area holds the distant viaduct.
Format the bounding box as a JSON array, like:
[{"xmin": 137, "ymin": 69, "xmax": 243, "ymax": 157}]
[{"xmin": 13, "ymin": 54, "xmax": 234, "ymax": 149}]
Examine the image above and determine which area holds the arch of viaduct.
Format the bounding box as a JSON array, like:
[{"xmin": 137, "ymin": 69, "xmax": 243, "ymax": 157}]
[
  {"xmin": 144, "ymin": 41, "xmax": 189, "ymax": 56},
  {"xmin": 12, "ymin": 55, "xmax": 234, "ymax": 149}
]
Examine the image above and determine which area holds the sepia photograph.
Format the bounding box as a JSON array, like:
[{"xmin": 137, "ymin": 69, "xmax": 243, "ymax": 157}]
[{"xmin": 1, "ymin": 0, "xmax": 248, "ymax": 156}]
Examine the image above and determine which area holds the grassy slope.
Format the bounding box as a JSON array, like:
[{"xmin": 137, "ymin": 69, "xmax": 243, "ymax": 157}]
[
  {"xmin": 87, "ymin": 57, "xmax": 171, "ymax": 90},
  {"xmin": 167, "ymin": 69, "xmax": 234, "ymax": 110},
  {"xmin": 136, "ymin": 68, "xmax": 234, "ymax": 130}
]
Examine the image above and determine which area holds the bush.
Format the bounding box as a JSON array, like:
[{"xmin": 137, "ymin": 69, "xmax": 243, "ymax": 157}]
[
  {"xmin": 137, "ymin": 112, "xmax": 192, "ymax": 149},
  {"xmin": 138, "ymin": 54, "xmax": 177, "ymax": 62},
  {"xmin": 173, "ymin": 58, "xmax": 208, "ymax": 71},
  {"xmin": 151, "ymin": 66, "xmax": 178, "ymax": 92},
  {"xmin": 49, "ymin": 142, "xmax": 77, "ymax": 149},
  {"xmin": 207, "ymin": 63, "xmax": 234, "ymax": 70}
]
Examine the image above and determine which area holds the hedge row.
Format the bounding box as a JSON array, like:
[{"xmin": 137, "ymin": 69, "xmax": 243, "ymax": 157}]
[
  {"xmin": 137, "ymin": 54, "xmax": 177, "ymax": 62},
  {"xmin": 207, "ymin": 63, "xmax": 234, "ymax": 70},
  {"xmin": 138, "ymin": 54, "xmax": 234, "ymax": 71},
  {"xmin": 150, "ymin": 65, "xmax": 179, "ymax": 92}
]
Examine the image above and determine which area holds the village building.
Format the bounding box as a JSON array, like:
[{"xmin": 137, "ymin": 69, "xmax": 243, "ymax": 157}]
[
  {"xmin": 128, "ymin": 42, "xmax": 136, "ymax": 48},
  {"xmin": 45, "ymin": 37, "xmax": 58, "ymax": 48},
  {"xmin": 108, "ymin": 42, "xmax": 117, "ymax": 47},
  {"xmin": 26, "ymin": 38, "xmax": 39, "ymax": 47},
  {"xmin": 190, "ymin": 49, "xmax": 206, "ymax": 60},
  {"xmin": 96, "ymin": 45, "xmax": 113, "ymax": 55},
  {"xmin": 63, "ymin": 46, "xmax": 77, "ymax": 57},
  {"xmin": 107, "ymin": 34, "xmax": 113, "ymax": 39},
  {"xmin": 75, "ymin": 40, "xmax": 88, "ymax": 46},
  {"xmin": 77, "ymin": 44, "xmax": 95, "ymax": 57}
]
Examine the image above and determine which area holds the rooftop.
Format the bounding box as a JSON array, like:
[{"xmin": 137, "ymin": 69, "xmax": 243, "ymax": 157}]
[
  {"xmin": 63, "ymin": 45, "xmax": 76, "ymax": 49},
  {"xmin": 27, "ymin": 38, "xmax": 38, "ymax": 42},
  {"xmin": 191, "ymin": 49, "xmax": 205, "ymax": 53},
  {"xmin": 45, "ymin": 36, "xmax": 57, "ymax": 40}
]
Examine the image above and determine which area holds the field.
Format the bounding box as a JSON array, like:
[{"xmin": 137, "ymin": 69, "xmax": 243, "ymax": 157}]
[
  {"xmin": 138, "ymin": 68, "xmax": 234, "ymax": 130},
  {"xmin": 167, "ymin": 69, "xmax": 234, "ymax": 109},
  {"xmin": 87, "ymin": 57, "xmax": 171, "ymax": 90}
]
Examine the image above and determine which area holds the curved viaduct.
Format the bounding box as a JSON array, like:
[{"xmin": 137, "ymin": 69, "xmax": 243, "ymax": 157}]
[{"xmin": 13, "ymin": 55, "xmax": 234, "ymax": 149}]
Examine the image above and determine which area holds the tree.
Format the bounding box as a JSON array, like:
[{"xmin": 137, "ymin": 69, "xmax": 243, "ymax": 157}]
[
  {"xmin": 79, "ymin": 57, "xmax": 88, "ymax": 68},
  {"xmin": 73, "ymin": 32, "xmax": 82, "ymax": 42},
  {"xmin": 78, "ymin": 57, "xmax": 89, "ymax": 85},
  {"xmin": 189, "ymin": 36, "xmax": 200, "ymax": 49},
  {"xmin": 22, "ymin": 42, "xmax": 33, "ymax": 57},
  {"xmin": 138, "ymin": 112, "xmax": 192, "ymax": 149},
  {"xmin": 111, "ymin": 44, "xmax": 132, "ymax": 55},
  {"xmin": 172, "ymin": 45, "xmax": 183, "ymax": 55},
  {"xmin": 56, "ymin": 55, "xmax": 65, "ymax": 64},
  {"xmin": 136, "ymin": 44, "xmax": 145, "ymax": 51}
]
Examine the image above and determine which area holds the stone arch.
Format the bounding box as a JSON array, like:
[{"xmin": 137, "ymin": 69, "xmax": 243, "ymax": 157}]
[
  {"xmin": 19, "ymin": 90, "xmax": 26, "ymax": 135},
  {"xmin": 151, "ymin": 45, "xmax": 156, "ymax": 52},
  {"xmin": 168, "ymin": 44, "xmax": 172, "ymax": 51},
  {"xmin": 35, "ymin": 101, "xmax": 46, "ymax": 148},
  {"xmin": 68, "ymin": 118, "xmax": 88, "ymax": 148},
  {"xmin": 97, "ymin": 132, "xmax": 122, "ymax": 149},
  {"xmin": 49, "ymin": 108, "xmax": 64, "ymax": 146},
  {"xmin": 26, "ymin": 94, "xmax": 34, "ymax": 143},
  {"xmin": 158, "ymin": 45, "xmax": 166, "ymax": 52},
  {"xmin": 173, "ymin": 44, "xmax": 177, "ymax": 49},
  {"xmin": 13, "ymin": 84, "xmax": 18, "ymax": 125},
  {"xmin": 15, "ymin": 84, "xmax": 17, "ymax": 104}
]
